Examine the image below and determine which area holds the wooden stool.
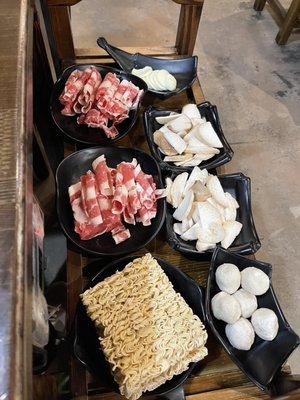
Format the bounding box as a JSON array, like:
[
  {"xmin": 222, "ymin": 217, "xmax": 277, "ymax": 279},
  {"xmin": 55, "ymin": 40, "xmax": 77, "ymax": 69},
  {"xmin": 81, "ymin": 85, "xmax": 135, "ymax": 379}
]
[{"xmin": 254, "ymin": 0, "xmax": 300, "ymax": 45}]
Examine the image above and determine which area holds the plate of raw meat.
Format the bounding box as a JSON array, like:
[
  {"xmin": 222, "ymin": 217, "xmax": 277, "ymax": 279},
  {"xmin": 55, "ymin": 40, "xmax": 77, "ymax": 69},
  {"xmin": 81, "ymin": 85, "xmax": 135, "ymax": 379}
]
[
  {"xmin": 56, "ymin": 147, "xmax": 166, "ymax": 256},
  {"xmin": 50, "ymin": 64, "xmax": 147, "ymax": 145}
]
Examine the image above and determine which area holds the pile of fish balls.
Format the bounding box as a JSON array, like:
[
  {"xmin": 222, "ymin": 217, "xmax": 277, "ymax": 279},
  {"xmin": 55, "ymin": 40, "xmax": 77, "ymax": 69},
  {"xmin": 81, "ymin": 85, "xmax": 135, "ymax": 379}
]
[{"xmin": 211, "ymin": 263, "xmax": 278, "ymax": 350}]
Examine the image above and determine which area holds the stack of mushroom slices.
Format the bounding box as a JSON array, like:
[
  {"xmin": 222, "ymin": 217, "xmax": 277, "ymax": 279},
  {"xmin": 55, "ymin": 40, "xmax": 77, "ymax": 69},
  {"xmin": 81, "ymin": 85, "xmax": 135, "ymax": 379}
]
[
  {"xmin": 166, "ymin": 167, "xmax": 242, "ymax": 252},
  {"xmin": 154, "ymin": 104, "xmax": 223, "ymax": 167}
]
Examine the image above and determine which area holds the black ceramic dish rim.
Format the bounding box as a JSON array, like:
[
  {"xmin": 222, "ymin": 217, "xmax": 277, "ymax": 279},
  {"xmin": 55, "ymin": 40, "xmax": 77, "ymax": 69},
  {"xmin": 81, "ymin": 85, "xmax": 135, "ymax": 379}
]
[
  {"xmin": 165, "ymin": 172, "xmax": 261, "ymax": 257},
  {"xmin": 73, "ymin": 255, "xmax": 206, "ymax": 396},
  {"xmin": 96, "ymin": 37, "xmax": 198, "ymax": 97},
  {"xmin": 55, "ymin": 147, "xmax": 166, "ymax": 257},
  {"xmin": 143, "ymin": 102, "xmax": 234, "ymax": 173},
  {"xmin": 50, "ymin": 63, "xmax": 148, "ymax": 146},
  {"xmin": 205, "ymin": 246, "xmax": 300, "ymax": 391}
]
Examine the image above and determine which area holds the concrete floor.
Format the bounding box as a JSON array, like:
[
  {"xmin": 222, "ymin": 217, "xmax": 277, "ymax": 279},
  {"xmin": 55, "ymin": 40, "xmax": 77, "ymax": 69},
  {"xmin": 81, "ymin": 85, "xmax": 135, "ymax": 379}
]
[{"xmin": 72, "ymin": 0, "xmax": 300, "ymax": 373}]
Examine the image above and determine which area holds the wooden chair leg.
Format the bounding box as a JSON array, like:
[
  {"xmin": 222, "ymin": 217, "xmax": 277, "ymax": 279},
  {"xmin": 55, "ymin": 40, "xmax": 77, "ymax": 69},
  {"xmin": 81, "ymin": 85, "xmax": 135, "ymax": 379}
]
[
  {"xmin": 48, "ymin": 5, "xmax": 75, "ymax": 67},
  {"xmin": 175, "ymin": 2, "xmax": 204, "ymax": 55},
  {"xmin": 253, "ymin": 0, "xmax": 267, "ymax": 12},
  {"xmin": 276, "ymin": 0, "xmax": 300, "ymax": 45}
]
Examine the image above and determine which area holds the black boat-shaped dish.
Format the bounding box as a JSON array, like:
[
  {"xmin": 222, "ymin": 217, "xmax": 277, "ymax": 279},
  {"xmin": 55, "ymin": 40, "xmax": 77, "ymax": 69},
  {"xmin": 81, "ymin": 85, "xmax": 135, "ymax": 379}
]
[
  {"xmin": 50, "ymin": 64, "xmax": 147, "ymax": 146},
  {"xmin": 165, "ymin": 173, "xmax": 261, "ymax": 257},
  {"xmin": 97, "ymin": 37, "xmax": 198, "ymax": 99},
  {"xmin": 74, "ymin": 255, "xmax": 206, "ymax": 400},
  {"xmin": 206, "ymin": 246, "xmax": 300, "ymax": 391},
  {"xmin": 56, "ymin": 147, "xmax": 166, "ymax": 257},
  {"xmin": 143, "ymin": 102, "xmax": 234, "ymax": 173}
]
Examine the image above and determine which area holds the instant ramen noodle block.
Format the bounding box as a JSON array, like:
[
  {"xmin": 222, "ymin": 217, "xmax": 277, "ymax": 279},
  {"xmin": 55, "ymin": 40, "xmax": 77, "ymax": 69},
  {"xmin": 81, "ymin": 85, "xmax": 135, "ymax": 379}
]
[{"xmin": 81, "ymin": 253, "xmax": 208, "ymax": 400}]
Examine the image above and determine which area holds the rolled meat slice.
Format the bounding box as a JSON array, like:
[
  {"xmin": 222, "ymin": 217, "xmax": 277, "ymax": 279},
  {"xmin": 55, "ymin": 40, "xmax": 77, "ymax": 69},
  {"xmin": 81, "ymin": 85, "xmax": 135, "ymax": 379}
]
[{"xmin": 80, "ymin": 171, "xmax": 103, "ymax": 225}]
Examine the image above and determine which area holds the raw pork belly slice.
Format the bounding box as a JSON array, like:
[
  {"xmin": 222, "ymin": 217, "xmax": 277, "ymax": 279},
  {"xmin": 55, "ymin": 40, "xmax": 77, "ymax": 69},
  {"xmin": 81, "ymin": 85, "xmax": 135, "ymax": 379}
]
[
  {"xmin": 68, "ymin": 155, "xmax": 165, "ymax": 244},
  {"xmin": 59, "ymin": 67, "xmax": 143, "ymax": 138}
]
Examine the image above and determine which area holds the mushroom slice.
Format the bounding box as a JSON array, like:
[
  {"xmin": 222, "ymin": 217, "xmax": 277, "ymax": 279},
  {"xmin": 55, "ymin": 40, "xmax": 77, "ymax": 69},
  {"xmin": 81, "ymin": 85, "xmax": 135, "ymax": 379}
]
[
  {"xmin": 182, "ymin": 104, "xmax": 201, "ymax": 120},
  {"xmin": 164, "ymin": 154, "xmax": 193, "ymax": 163},
  {"xmin": 221, "ymin": 220, "xmax": 243, "ymax": 249},
  {"xmin": 207, "ymin": 197, "xmax": 226, "ymax": 223},
  {"xmin": 206, "ymin": 175, "xmax": 229, "ymax": 207},
  {"xmin": 192, "ymin": 181, "xmax": 211, "ymax": 202},
  {"xmin": 196, "ymin": 240, "xmax": 216, "ymax": 252},
  {"xmin": 177, "ymin": 154, "xmax": 208, "ymax": 167},
  {"xmin": 155, "ymin": 112, "xmax": 180, "ymax": 125},
  {"xmin": 197, "ymin": 122, "xmax": 223, "ymax": 148},
  {"xmin": 182, "ymin": 218, "xmax": 194, "ymax": 232},
  {"xmin": 173, "ymin": 222, "xmax": 183, "ymax": 235},
  {"xmin": 153, "ymin": 130, "xmax": 177, "ymax": 156},
  {"xmin": 165, "ymin": 177, "xmax": 173, "ymax": 205},
  {"xmin": 162, "ymin": 128, "xmax": 187, "ymax": 155},
  {"xmin": 173, "ymin": 191, "xmax": 194, "ymax": 221},
  {"xmin": 181, "ymin": 222, "xmax": 201, "ymax": 241},
  {"xmin": 185, "ymin": 137, "xmax": 219, "ymax": 155},
  {"xmin": 197, "ymin": 201, "xmax": 222, "ymax": 229},
  {"xmin": 225, "ymin": 192, "xmax": 239, "ymax": 209},
  {"xmin": 170, "ymin": 172, "xmax": 189, "ymax": 207},
  {"xmin": 197, "ymin": 222, "xmax": 225, "ymax": 244},
  {"xmin": 185, "ymin": 166, "xmax": 207, "ymax": 191},
  {"xmin": 167, "ymin": 114, "xmax": 192, "ymax": 133},
  {"xmin": 224, "ymin": 206, "xmax": 237, "ymax": 222}
]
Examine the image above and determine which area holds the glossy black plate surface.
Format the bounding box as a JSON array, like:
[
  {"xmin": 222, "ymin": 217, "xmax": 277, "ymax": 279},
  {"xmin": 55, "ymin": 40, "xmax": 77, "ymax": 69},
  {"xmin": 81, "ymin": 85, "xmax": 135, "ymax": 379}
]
[
  {"xmin": 165, "ymin": 173, "xmax": 261, "ymax": 257},
  {"xmin": 97, "ymin": 37, "xmax": 198, "ymax": 99},
  {"xmin": 143, "ymin": 102, "xmax": 233, "ymax": 173},
  {"xmin": 74, "ymin": 255, "xmax": 206, "ymax": 397},
  {"xmin": 50, "ymin": 64, "xmax": 147, "ymax": 145},
  {"xmin": 56, "ymin": 147, "xmax": 166, "ymax": 256},
  {"xmin": 206, "ymin": 247, "xmax": 300, "ymax": 391}
]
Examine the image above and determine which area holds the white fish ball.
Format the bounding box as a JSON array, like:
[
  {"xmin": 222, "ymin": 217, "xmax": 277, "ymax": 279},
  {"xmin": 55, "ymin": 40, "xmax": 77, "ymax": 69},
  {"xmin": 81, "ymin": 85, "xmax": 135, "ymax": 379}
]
[
  {"xmin": 215, "ymin": 263, "xmax": 241, "ymax": 294},
  {"xmin": 233, "ymin": 289, "xmax": 258, "ymax": 318},
  {"xmin": 211, "ymin": 291, "xmax": 241, "ymax": 324},
  {"xmin": 225, "ymin": 318, "xmax": 255, "ymax": 350},
  {"xmin": 241, "ymin": 267, "xmax": 270, "ymax": 295},
  {"xmin": 251, "ymin": 308, "xmax": 279, "ymax": 341}
]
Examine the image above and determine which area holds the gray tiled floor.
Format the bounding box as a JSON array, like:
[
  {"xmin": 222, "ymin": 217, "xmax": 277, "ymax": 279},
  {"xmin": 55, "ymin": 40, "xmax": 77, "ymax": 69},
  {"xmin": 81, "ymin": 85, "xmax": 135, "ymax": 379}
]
[{"xmin": 72, "ymin": 0, "xmax": 300, "ymax": 372}]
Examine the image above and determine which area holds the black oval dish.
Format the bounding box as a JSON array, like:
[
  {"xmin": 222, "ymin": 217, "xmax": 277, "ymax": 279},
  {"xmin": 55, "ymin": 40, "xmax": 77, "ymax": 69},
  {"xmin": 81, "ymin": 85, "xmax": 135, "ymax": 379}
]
[
  {"xmin": 74, "ymin": 255, "xmax": 206, "ymax": 399},
  {"xmin": 206, "ymin": 246, "xmax": 300, "ymax": 391},
  {"xmin": 143, "ymin": 102, "xmax": 233, "ymax": 173},
  {"xmin": 97, "ymin": 37, "xmax": 198, "ymax": 99},
  {"xmin": 165, "ymin": 172, "xmax": 261, "ymax": 257},
  {"xmin": 56, "ymin": 147, "xmax": 166, "ymax": 257},
  {"xmin": 50, "ymin": 64, "xmax": 147, "ymax": 146}
]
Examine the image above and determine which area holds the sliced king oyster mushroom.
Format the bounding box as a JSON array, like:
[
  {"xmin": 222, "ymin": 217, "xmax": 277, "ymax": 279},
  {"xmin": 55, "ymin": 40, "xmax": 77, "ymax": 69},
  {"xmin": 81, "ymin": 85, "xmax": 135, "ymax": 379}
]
[
  {"xmin": 181, "ymin": 104, "xmax": 206, "ymax": 127},
  {"xmin": 197, "ymin": 201, "xmax": 222, "ymax": 229},
  {"xmin": 173, "ymin": 222, "xmax": 183, "ymax": 235},
  {"xmin": 165, "ymin": 177, "xmax": 173, "ymax": 204},
  {"xmin": 196, "ymin": 240, "xmax": 216, "ymax": 252},
  {"xmin": 197, "ymin": 222, "xmax": 225, "ymax": 244},
  {"xmin": 224, "ymin": 206, "xmax": 237, "ymax": 221},
  {"xmin": 164, "ymin": 154, "xmax": 193, "ymax": 163},
  {"xmin": 155, "ymin": 113, "xmax": 180, "ymax": 125},
  {"xmin": 192, "ymin": 181, "xmax": 211, "ymax": 202},
  {"xmin": 173, "ymin": 191, "xmax": 194, "ymax": 221},
  {"xmin": 170, "ymin": 172, "xmax": 189, "ymax": 207},
  {"xmin": 172, "ymin": 154, "xmax": 194, "ymax": 166},
  {"xmin": 162, "ymin": 128, "xmax": 187, "ymax": 155},
  {"xmin": 206, "ymin": 175, "xmax": 229, "ymax": 207},
  {"xmin": 185, "ymin": 166, "xmax": 205, "ymax": 191},
  {"xmin": 185, "ymin": 136, "xmax": 219, "ymax": 155},
  {"xmin": 225, "ymin": 192, "xmax": 239, "ymax": 209},
  {"xmin": 153, "ymin": 130, "xmax": 177, "ymax": 156},
  {"xmin": 181, "ymin": 222, "xmax": 201, "ymax": 241},
  {"xmin": 186, "ymin": 201, "xmax": 198, "ymax": 220},
  {"xmin": 221, "ymin": 220, "xmax": 243, "ymax": 249},
  {"xmin": 182, "ymin": 218, "xmax": 194, "ymax": 233},
  {"xmin": 167, "ymin": 114, "xmax": 192, "ymax": 133},
  {"xmin": 207, "ymin": 197, "xmax": 226, "ymax": 223},
  {"xmin": 197, "ymin": 121, "xmax": 223, "ymax": 148},
  {"xmin": 176, "ymin": 154, "xmax": 209, "ymax": 167}
]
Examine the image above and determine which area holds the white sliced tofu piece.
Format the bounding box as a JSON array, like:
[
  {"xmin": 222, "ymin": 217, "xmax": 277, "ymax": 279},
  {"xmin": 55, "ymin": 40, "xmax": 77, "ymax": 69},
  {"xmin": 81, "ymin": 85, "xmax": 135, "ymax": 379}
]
[{"xmin": 221, "ymin": 220, "xmax": 243, "ymax": 249}]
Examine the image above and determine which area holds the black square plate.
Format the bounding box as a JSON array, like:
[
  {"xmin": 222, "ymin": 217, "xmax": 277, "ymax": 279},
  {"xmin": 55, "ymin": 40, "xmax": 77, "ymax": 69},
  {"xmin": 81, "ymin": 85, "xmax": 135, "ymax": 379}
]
[
  {"xmin": 165, "ymin": 173, "xmax": 261, "ymax": 257},
  {"xmin": 205, "ymin": 247, "xmax": 300, "ymax": 391},
  {"xmin": 143, "ymin": 102, "xmax": 233, "ymax": 173},
  {"xmin": 74, "ymin": 255, "xmax": 206, "ymax": 397},
  {"xmin": 97, "ymin": 37, "xmax": 198, "ymax": 99},
  {"xmin": 56, "ymin": 147, "xmax": 166, "ymax": 257},
  {"xmin": 50, "ymin": 64, "xmax": 147, "ymax": 146}
]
